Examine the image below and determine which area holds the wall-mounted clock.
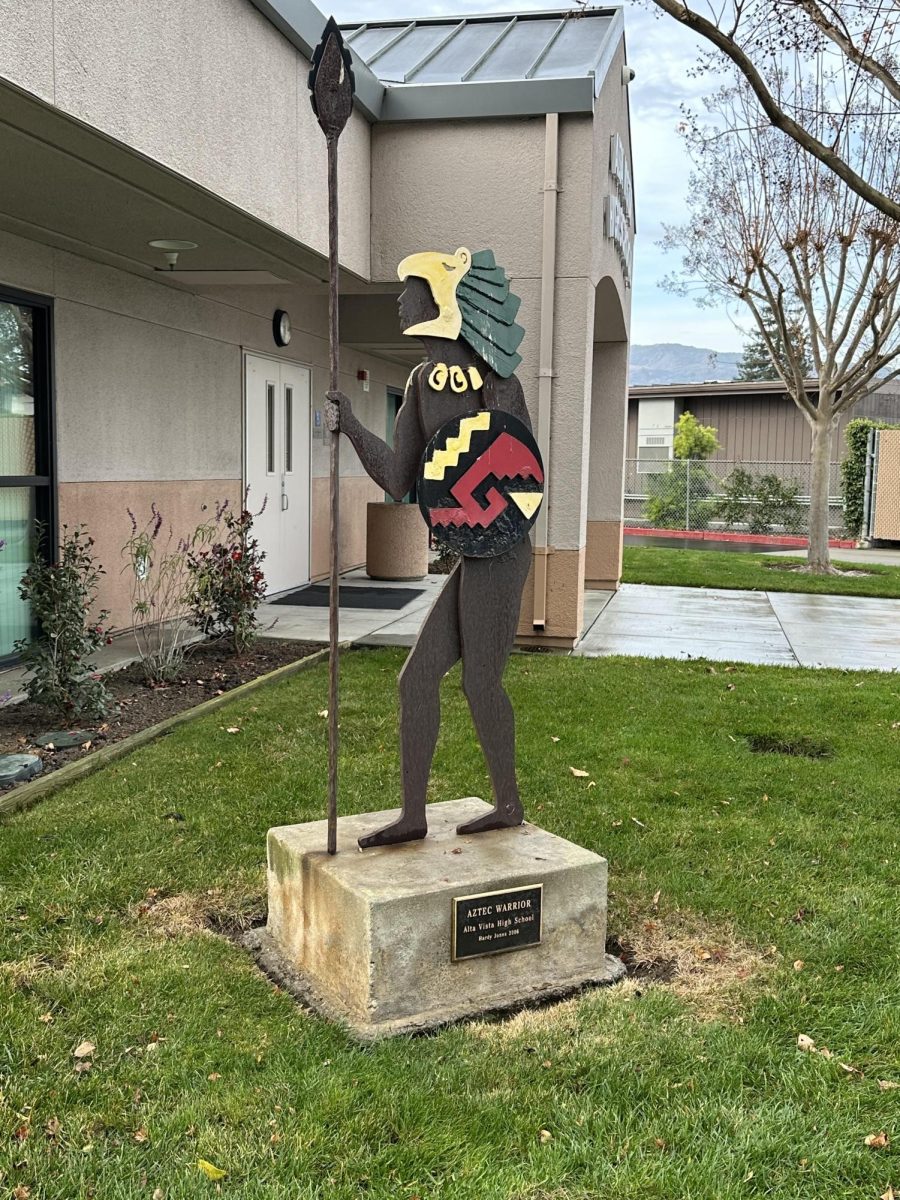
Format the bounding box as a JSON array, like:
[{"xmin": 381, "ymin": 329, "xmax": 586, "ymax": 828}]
[{"xmin": 273, "ymin": 309, "xmax": 292, "ymax": 347}]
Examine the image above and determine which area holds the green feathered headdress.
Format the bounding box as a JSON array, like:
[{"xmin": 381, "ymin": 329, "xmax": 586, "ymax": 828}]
[{"xmin": 457, "ymin": 251, "xmax": 524, "ymax": 379}]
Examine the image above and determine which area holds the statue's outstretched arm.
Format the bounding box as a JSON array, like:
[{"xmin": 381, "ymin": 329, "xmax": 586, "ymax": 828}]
[{"xmin": 326, "ymin": 369, "xmax": 423, "ymax": 502}]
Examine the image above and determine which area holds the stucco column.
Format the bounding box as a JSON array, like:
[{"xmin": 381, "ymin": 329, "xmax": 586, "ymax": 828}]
[
  {"xmin": 516, "ymin": 278, "xmax": 594, "ymax": 648},
  {"xmin": 586, "ymin": 336, "xmax": 629, "ymax": 589}
]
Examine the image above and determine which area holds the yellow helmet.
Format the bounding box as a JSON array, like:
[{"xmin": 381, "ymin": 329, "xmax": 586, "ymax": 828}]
[{"xmin": 397, "ymin": 247, "xmax": 472, "ymax": 340}]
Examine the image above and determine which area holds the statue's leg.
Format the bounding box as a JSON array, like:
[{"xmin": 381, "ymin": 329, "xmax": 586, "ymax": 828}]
[
  {"xmin": 357, "ymin": 562, "xmax": 462, "ymax": 849},
  {"xmin": 456, "ymin": 539, "xmax": 532, "ymax": 836}
]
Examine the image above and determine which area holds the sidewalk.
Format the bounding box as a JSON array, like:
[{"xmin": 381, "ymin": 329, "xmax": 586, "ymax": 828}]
[
  {"xmin": 574, "ymin": 583, "xmax": 900, "ymax": 670},
  {"xmin": 4, "ymin": 571, "xmax": 895, "ymax": 702},
  {"xmin": 260, "ymin": 569, "xmax": 900, "ymax": 672}
]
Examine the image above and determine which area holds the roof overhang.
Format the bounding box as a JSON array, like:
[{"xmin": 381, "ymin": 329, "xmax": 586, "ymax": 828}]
[{"xmin": 249, "ymin": 1, "xmax": 625, "ymax": 122}]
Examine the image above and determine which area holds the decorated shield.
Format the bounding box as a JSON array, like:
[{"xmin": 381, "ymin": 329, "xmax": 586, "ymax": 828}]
[{"xmin": 418, "ymin": 410, "xmax": 544, "ymax": 558}]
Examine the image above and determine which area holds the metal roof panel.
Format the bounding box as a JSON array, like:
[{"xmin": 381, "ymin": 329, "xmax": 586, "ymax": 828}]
[
  {"xmin": 533, "ymin": 15, "xmax": 615, "ymax": 79},
  {"xmin": 342, "ymin": 10, "xmax": 623, "ymax": 102},
  {"xmin": 468, "ymin": 18, "xmax": 565, "ymax": 81}
]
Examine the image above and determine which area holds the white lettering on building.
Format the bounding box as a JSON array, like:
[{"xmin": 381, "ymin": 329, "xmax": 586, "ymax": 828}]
[{"xmin": 606, "ymin": 133, "xmax": 635, "ymax": 287}]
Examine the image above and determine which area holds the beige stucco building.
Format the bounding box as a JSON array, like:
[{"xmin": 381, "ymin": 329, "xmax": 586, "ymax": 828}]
[{"xmin": 0, "ymin": 1, "xmax": 634, "ymax": 656}]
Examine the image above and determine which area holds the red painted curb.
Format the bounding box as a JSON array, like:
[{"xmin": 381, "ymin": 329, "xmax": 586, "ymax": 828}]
[{"xmin": 626, "ymin": 527, "xmax": 856, "ymax": 550}]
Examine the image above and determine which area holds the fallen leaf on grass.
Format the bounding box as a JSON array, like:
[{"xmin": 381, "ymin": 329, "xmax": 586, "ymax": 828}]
[
  {"xmin": 317, "ymin": 709, "xmax": 328, "ymax": 719},
  {"xmin": 224, "ymin": 727, "xmax": 241, "ymax": 735},
  {"xmin": 652, "ymin": 890, "xmax": 661, "ymax": 909},
  {"xmin": 797, "ymin": 1033, "xmax": 816, "ymax": 1052},
  {"xmin": 793, "ymin": 960, "xmax": 805, "ymax": 971},
  {"xmin": 881, "ymin": 1187, "xmax": 896, "ymax": 1200},
  {"xmin": 569, "ymin": 767, "xmax": 589, "ymax": 778},
  {"xmin": 207, "ymin": 1073, "xmax": 221, "ymax": 1081},
  {"xmin": 153, "ymin": 1190, "xmax": 164, "ymax": 1200},
  {"xmin": 879, "ymin": 1080, "xmax": 900, "ymax": 1091},
  {"xmin": 74, "ymin": 1061, "xmax": 92, "ymax": 1075},
  {"xmin": 538, "ymin": 1129, "xmax": 553, "ymax": 1144},
  {"xmin": 13, "ymin": 1187, "xmax": 31, "ymax": 1199},
  {"xmin": 73, "ymin": 1040, "xmax": 95, "ymax": 1059},
  {"xmin": 133, "ymin": 1127, "xmax": 149, "ymax": 1144},
  {"xmin": 45, "ymin": 1117, "xmax": 61, "ymax": 1139},
  {"xmin": 864, "ymin": 1131, "xmax": 890, "ymax": 1149},
  {"xmin": 13, "ymin": 1124, "xmax": 29, "ymax": 1142},
  {"xmin": 550, "ymin": 735, "xmax": 560, "ymax": 743},
  {"xmin": 38, "ymin": 1011, "xmax": 53, "ymax": 1024},
  {"xmin": 197, "ymin": 1159, "xmax": 227, "ymax": 1180}
]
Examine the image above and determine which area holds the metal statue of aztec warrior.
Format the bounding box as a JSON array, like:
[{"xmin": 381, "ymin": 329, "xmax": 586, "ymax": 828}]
[{"xmin": 326, "ymin": 247, "xmax": 544, "ymax": 849}]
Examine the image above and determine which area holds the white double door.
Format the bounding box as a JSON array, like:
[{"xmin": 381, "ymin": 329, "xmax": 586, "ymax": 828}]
[{"xmin": 245, "ymin": 354, "xmax": 310, "ymax": 595}]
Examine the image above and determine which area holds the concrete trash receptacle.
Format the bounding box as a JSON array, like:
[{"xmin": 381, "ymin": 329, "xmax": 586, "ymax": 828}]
[{"xmin": 366, "ymin": 502, "xmax": 428, "ymax": 581}]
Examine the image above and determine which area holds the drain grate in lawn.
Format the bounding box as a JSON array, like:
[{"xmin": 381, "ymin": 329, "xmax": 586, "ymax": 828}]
[{"xmin": 745, "ymin": 732, "xmax": 833, "ymax": 758}]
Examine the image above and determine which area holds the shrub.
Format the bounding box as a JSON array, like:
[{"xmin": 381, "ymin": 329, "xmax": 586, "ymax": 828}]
[
  {"xmin": 748, "ymin": 473, "xmax": 802, "ymax": 534},
  {"xmin": 714, "ymin": 469, "xmax": 803, "ymax": 534},
  {"xmin": 644, "ymin": 461, "xmax": 717, "ymax": 530},
  {"xmin": 713, "ymin": 467, "xmax": 755, "ymax": 528},
  {"xmin": 185, "ymin": 495, "xmax": 268, "ymax": 655},
  {"xmin": 841, "ymin": 418, "xmax": 900, "ymax": 538},
  {"xmin": 122, "ymin": 505, "xmax": 196, "ymax": 685},
  {"xmin": 15, "ymin": 524, "xmax": 112, "ymax": 719}
]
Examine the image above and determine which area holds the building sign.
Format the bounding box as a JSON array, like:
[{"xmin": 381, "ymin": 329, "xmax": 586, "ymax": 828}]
[{"xmin": 606, "ymin": 133, "xmax": 635, "ymax": 287}]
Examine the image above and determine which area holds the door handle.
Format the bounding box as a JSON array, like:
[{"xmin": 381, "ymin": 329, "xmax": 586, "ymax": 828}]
[{"xmin": 282, "ymin": 493, "xmax": 289, "ymax": 512}]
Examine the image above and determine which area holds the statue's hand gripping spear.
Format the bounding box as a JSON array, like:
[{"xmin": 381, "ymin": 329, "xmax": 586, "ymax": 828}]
[{"xmin": 309, "ymin": 18, "xmax": 355, "ymax": 855}]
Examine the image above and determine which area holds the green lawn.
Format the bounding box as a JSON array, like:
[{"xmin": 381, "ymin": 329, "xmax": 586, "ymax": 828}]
[
  {"xmin": 2, "ymin": 650, "xmax": 899, "ymax": 1199},
  {"xmin": 622, "ymin": 544, "xmax": 900, "ymax": 598}
]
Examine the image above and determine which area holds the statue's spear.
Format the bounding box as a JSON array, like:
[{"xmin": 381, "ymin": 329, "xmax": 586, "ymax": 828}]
[{"xmin": 309, "ymin": 18, "xmax": 355, "ymax": 855}]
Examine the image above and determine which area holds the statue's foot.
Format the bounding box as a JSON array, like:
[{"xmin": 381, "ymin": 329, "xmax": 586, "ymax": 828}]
[
  {"xmin": 456, "ymin": 801, "xmax": 524, "ymax": 836},
  {"xmin": 358, "ymin": 815, "xmax": 427, "ymax": 850}
]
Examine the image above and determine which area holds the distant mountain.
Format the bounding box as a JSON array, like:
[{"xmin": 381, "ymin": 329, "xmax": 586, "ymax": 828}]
[{"xmin": 630, "ymin": 344, "xmax": 742, "ymax": 387}]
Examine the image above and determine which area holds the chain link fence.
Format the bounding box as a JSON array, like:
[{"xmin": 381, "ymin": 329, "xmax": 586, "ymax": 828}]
[{"xmin": 624, "ymin": 459, "xmax": 845, "ymax": 536}]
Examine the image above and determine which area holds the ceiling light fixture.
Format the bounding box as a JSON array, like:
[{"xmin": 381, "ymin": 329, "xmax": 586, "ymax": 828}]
[{"xmin": 148, "ymin": 239, "xmax": 199, "ymax": 270}]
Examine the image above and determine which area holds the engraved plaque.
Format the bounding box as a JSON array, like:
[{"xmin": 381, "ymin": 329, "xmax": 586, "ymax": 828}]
[{"xmin": 452, "ymin": 884, "xmax": 543, "ymax": 961}]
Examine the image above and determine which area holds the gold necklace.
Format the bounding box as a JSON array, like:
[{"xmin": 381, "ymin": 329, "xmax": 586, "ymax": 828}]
[{"xmin": 427, "ymin": 362, "xmax": 484, "ymax": 393}]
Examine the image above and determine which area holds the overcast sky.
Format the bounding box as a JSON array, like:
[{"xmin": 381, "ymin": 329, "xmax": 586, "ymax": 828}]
[{"xmin": 328, "ymin": 0, "xmax": 747, "ymax": 353}]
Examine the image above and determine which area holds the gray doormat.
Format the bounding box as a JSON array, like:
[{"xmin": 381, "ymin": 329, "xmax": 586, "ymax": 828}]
[{"xmin": 272, "ymin": 584, "xmax": 424, "ymax": 610}]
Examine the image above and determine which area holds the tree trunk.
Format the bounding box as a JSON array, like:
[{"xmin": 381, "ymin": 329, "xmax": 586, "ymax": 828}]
[{"xmin": 807, "ymin": 414, "xmax": 836, "ymax": 572}]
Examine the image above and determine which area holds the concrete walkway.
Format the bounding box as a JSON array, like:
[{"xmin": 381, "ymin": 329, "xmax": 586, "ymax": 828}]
[
  {"xmin": 575, "ymin": 583, "xmax": 900, "ymax": 670},
  {"xmin": 3, "ymin": 570, "xmax": 895, "ymax": 702},
  {"xmin": 259, "ymin": 570, "xmax": 900, "ymax": 672}
]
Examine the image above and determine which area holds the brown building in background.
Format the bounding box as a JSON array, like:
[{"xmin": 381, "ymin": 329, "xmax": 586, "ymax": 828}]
[{"xmin": 627, "ymin": 380, "xmax": 900, "ymax": 466}]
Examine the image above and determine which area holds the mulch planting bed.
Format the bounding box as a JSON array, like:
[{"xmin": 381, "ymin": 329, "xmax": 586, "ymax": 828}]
[{"xmin": 0, "ymin": 638, "xmax": 321, "ymax": 790}]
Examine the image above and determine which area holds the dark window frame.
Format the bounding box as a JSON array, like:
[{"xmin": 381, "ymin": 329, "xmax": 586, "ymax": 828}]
[{"xmin": 0, "ymin": 283, "xmax": 56, "ymax": 545}]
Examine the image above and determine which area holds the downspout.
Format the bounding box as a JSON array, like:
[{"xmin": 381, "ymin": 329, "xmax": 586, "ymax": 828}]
[{"xmin": 532, "ymin": 111, "xmax": 559, "ymax": 631}]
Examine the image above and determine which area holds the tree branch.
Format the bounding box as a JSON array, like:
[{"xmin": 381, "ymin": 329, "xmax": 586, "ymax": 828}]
[
  {"xmin": 647, "ymin": 0, "xmax": 900, "ymax": 220},
  {"xmin": 794, "ymin": 0, "xmax": 900, "ymax": 104}
]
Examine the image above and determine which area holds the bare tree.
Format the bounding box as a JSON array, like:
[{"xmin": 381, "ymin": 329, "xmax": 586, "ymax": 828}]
[
  {"xmin": 640, "ymin": 0, "xmax": 900, "ymax": 220},
  {"xmin": 662, "ymin": 75, "xmax": 900, "ymax": 569}
]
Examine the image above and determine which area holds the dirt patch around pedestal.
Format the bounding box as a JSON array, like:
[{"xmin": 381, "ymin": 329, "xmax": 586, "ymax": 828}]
[{"xmin": 0, "ymin": 638, "xmax": 321, "ymax": 792}]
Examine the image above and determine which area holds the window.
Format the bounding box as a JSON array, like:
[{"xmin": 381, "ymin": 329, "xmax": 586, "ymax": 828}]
[
  {"xmin": 266, "ymin": 382, "xmax": 275, "ymax": 474},
  {"xmin": 284, "ymin": 385, "xmax": 293, "ymax": 474},
  {"xmin": 0, "ymin": 288, "xmax": 54, "ymax": 659}
]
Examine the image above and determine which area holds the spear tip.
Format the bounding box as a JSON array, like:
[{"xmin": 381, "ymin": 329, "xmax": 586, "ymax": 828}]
[{"xmin": 309, "ymin": 15, "xmax": 356, "ymax": 138}]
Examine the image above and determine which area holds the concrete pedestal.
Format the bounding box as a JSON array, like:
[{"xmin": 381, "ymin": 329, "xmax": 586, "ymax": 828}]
[{"xmin": 255, "ymin": 798, "xmax": 623, "ymax": 1039}]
